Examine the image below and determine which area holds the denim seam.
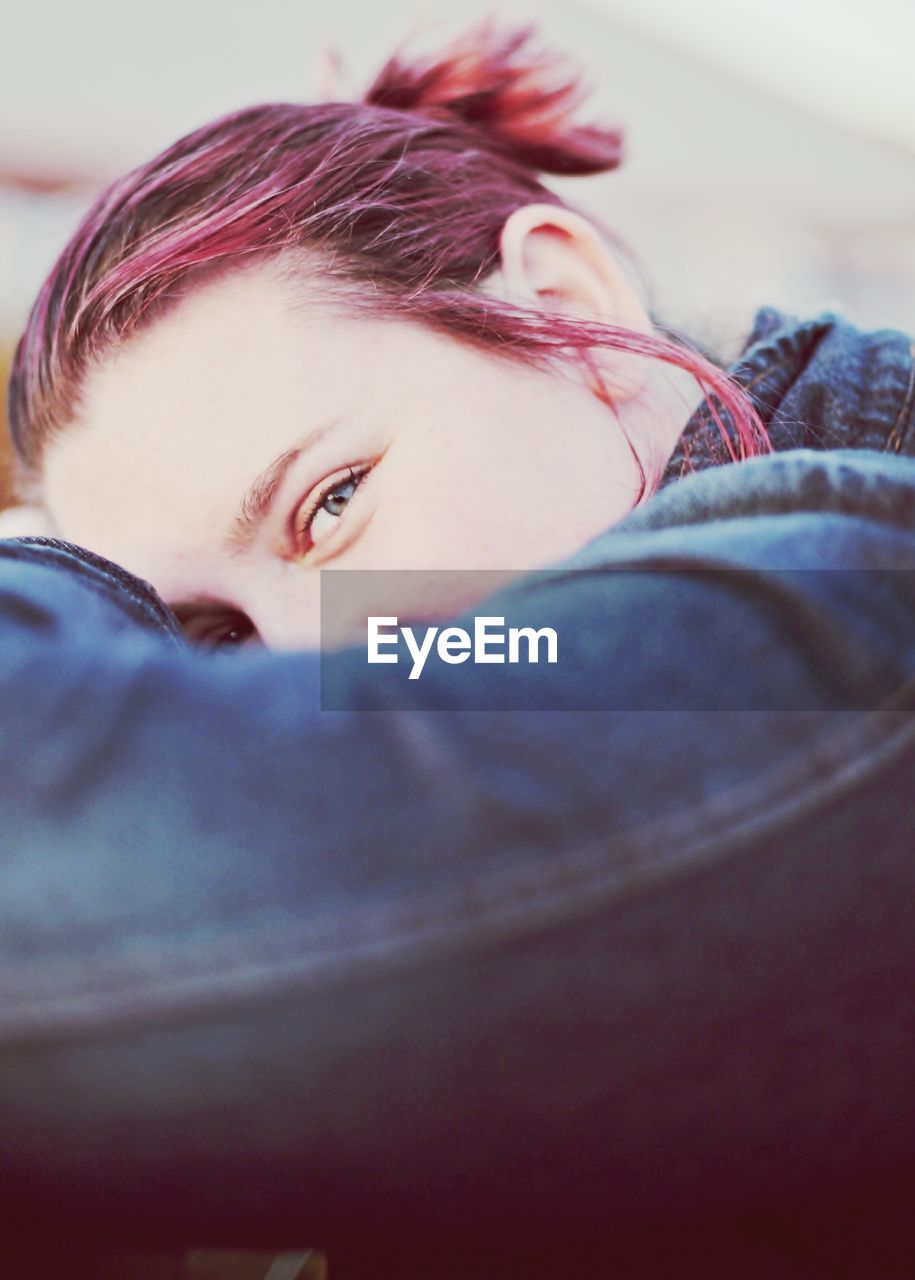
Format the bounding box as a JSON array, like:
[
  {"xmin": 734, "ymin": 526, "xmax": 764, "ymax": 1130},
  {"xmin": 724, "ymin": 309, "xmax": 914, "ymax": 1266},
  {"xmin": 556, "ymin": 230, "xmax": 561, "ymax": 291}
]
[
  {"xmin": 3, "ymin": 680, "xmax": 915, "ymax": 1043},
  {"xmin": 885, "ymin": 343, "xmax": 915, "ymax": 455},
  {"xmin": 1, "ymin": 538, "xmax": 186, "ymax": 644}
]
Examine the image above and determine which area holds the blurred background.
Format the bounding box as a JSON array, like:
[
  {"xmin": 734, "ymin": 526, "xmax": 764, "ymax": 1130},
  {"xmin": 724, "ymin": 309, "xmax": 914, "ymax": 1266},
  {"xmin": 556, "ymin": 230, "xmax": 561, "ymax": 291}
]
[{"xmin": 1, "ymin": 0, "xmax": 913, "ymax": 509}]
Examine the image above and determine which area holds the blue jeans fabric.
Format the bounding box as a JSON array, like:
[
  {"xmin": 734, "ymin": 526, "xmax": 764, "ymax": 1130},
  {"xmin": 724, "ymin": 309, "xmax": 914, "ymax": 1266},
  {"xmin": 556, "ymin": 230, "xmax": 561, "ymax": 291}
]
[
  {"xmin": 1, "ymin": 446, "xmax": 914, "ymax": 1277},
  {"xmin": 658, "ymin": 306, "xmax": 915, "ymax": 488}
]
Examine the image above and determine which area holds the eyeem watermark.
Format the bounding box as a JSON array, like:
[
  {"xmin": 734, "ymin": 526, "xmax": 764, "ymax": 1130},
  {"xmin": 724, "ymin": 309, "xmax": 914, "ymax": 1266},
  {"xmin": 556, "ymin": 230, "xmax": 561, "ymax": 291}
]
[
  {"xmin": 368, "ymin": 615, "xmax": 558, "ymax": 680},
  {"xmin": 320, "ymin": 567, "xmax": 915, "ymax": 711}
]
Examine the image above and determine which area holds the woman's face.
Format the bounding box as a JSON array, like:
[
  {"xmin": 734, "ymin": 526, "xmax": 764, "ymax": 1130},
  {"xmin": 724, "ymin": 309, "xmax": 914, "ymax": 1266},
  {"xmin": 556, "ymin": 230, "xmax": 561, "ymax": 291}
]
[{"xmin": 41, "ymin": 225, "xmax": 692, "ymax": 650}]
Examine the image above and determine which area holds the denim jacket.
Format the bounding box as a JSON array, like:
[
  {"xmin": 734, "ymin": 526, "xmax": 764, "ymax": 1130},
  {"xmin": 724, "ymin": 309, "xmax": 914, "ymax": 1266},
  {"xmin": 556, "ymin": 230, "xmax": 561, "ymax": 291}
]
[
  {"xmin": 658, "ymin": 306, "xmax": 915, "ymax": 490},
  {"xmin": 1, "ymin": 311, "xmax": 914, "ymax": 1278}
]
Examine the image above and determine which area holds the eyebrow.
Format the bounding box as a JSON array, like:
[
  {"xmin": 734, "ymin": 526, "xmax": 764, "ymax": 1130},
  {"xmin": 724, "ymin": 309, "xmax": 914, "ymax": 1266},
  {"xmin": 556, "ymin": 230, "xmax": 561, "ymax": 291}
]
[{"xmin": 227, "ymin": 417, "xmax": 341, "ymax": 554}]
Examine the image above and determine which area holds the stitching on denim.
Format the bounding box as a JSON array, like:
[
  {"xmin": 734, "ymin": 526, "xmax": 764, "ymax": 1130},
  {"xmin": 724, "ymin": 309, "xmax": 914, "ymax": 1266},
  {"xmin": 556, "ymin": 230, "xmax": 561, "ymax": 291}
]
[
  {"xmin": 885, "ymin": 343, "xmax": 915, "ymax": 455},
  {"xmin": 0, "ymin": 538, "xmax": 186, "ymax": 644},
  {"xmin": 3, "ymin": 677, "xmax": 915, "ymax": 1041}
]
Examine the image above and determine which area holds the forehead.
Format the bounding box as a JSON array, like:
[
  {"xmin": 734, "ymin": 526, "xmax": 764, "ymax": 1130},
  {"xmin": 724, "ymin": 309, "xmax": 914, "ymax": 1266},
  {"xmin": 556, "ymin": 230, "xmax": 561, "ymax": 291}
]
[
  {"xmin": 40, "ymin": 264, "xmax": 410, "ymax": 581},
  {"xmin": 44, "ymin": 266, "xmax": 321, "ymax": 536}
]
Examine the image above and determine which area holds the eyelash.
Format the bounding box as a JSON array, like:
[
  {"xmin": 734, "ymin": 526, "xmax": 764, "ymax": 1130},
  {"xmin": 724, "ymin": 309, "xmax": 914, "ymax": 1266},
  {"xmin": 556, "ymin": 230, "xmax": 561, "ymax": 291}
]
[{"xmin": 294, "ymin": 462, "xmax": 373, "ymax": 549}]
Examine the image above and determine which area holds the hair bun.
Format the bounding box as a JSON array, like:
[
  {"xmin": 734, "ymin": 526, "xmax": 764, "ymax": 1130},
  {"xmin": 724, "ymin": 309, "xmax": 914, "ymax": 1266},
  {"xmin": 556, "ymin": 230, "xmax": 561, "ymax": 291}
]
[{"xmin": 362, "ymin": 17, "xmax": 624, "ymax": 177}]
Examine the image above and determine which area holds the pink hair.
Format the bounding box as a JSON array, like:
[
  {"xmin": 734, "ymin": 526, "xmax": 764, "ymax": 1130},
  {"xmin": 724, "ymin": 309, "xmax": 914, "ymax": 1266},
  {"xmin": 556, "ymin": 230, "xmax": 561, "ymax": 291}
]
[{"xmin": 7, "ymin": 17, "xmax": 772, "ymax": 498}]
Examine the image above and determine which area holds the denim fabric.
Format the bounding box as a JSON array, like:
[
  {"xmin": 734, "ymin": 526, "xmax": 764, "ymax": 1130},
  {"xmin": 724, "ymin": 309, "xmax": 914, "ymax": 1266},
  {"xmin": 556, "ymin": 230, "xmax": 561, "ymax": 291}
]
[
  {"xmin": 1, "ymin": 443, "xmax": 914, "ymax": 1278},
  {"xmin": 0, "ymin": 536, "xmax": 186, "ymax": 643},
  {"xmin": 659, "ymin": 307, "xmax": 915, "ymax": 488}
]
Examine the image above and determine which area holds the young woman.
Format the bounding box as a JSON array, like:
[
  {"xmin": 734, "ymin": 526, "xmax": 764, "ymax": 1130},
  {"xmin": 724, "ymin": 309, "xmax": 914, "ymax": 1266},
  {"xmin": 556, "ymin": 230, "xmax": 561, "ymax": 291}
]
[
  {"xmin": 6, "ymin": 18, "xmax": 913, "ymax": 652},
  {"xmin": 1, "ymin": 17, "xmax": 784, "ymax": 650},
  {"xmin": 1, "ymin": 23, "xmax": 915, "ymax": 1277}
]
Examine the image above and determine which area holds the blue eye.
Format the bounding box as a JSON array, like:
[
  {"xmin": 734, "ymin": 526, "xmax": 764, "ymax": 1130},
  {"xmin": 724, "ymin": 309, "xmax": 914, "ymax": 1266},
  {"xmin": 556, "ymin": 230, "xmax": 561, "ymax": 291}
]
[
  {"xmin": 321, "ymin": 472, "xmax": 360, "ymax": 517},
  {"xmin": 297, "ymin": 463, "xmax": 373, "ymax": 548}
]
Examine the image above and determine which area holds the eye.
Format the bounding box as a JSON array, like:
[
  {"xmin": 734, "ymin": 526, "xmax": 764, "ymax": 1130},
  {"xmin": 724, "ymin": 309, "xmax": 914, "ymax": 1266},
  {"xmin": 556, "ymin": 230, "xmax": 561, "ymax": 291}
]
[
  {"xmin": 295, "ymin": 463, "xmax": 372, "ymax": 551},
  {"xmin": 188, "ymin": 611, "xmax": 258, "ymax": 650}
]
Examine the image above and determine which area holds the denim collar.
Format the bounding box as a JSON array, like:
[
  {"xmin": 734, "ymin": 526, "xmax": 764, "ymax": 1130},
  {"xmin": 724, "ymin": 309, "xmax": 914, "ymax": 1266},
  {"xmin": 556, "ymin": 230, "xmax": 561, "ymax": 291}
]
[{"xmin": 657, "ymin": 306, "xmax": 915, "ymax": 491}]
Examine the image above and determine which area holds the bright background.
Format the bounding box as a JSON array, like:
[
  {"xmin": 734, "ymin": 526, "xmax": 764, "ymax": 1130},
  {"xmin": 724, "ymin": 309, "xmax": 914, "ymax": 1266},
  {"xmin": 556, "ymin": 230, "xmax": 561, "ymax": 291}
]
[{"xmin": 2, "ymin": 0, "xmax": 913, "ymax": 504}]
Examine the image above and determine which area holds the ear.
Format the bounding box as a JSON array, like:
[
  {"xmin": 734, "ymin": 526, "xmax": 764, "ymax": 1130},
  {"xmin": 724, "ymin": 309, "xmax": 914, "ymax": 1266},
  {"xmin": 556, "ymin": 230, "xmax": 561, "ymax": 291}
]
[{"xmin": 482, "ymin": 202, "xmax": 651, "ymax": 402}]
